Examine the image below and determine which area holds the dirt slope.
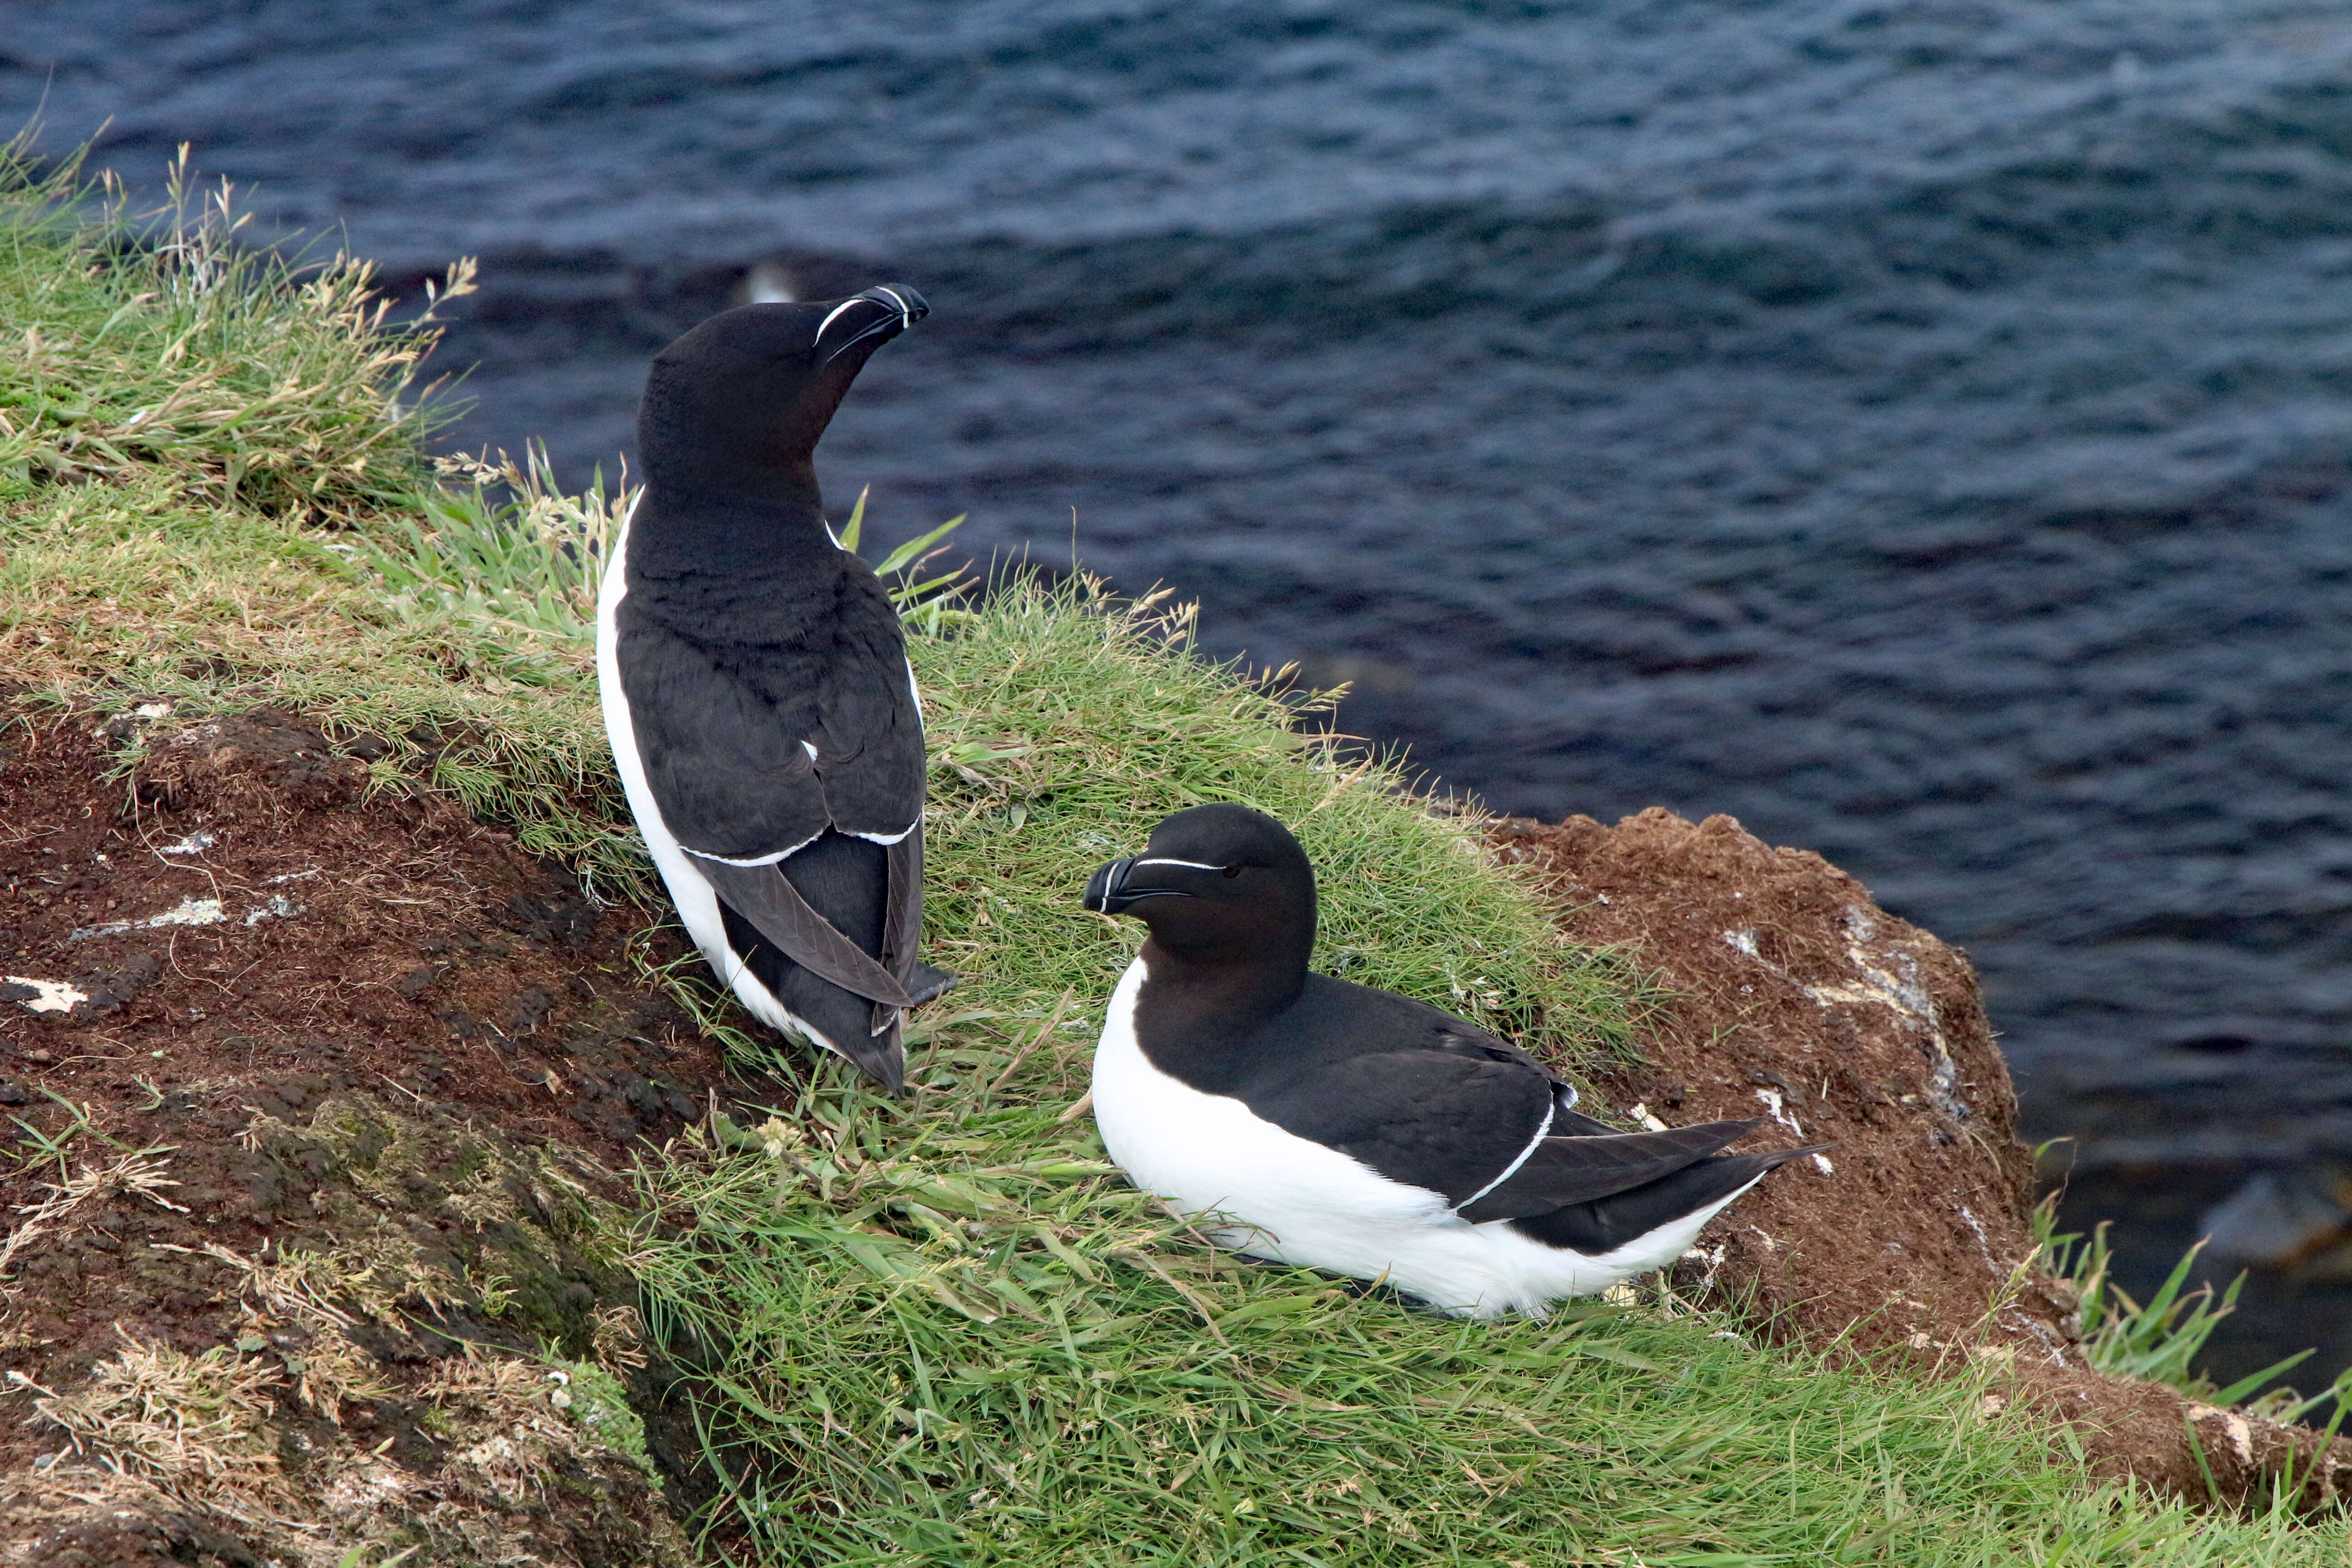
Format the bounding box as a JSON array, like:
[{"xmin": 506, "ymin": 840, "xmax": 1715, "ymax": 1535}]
[
  {"xmin": 1492, "ymin": 808, "xmax": 2352, "ymax": 1507},
  {"xmin": 0, "ymin": 703, "xmax": 771, "ymax": 1567}
]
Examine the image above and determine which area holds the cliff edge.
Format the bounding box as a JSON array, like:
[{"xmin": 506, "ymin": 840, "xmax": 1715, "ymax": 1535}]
[{"xmin": 1495, "ymin": 808, "xmax": 2352, "ymax": 1507}]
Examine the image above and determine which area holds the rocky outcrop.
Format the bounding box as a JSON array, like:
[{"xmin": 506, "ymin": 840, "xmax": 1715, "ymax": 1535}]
[{"xmin": 1493, "ymin": 808, "xmax": 2352, "ymax": 1507}]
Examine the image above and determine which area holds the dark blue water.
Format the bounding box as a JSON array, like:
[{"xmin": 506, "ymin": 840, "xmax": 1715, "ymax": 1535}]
[{"xmin": 14, "ymin": 0, "xmax": 2352, "ymax": 1383}]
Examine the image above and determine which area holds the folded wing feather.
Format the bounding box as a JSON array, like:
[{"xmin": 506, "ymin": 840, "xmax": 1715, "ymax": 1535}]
[{"xmin": 1455, "ymin": 1119, "xmax": 1764, "ymax": 1223}]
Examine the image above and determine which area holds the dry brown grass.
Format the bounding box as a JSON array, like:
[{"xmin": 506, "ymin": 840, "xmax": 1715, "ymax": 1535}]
[
  {"xmin": 6, "ymin": 1100, "xmax": 690, "ymax": 1568},
  {"xmin": 29, "ymin": 1331, "xmax": 293, "ymax": 1519},
  {"xmin": 0, "ymin": 1149, "xmax": 186, "ymax": 1344}
]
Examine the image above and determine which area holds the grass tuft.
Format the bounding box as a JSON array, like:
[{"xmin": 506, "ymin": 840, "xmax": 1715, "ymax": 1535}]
[
  {"xmin": 2035, "ymin": 1200, "xmax": 2352, "ymax": 1427},
  {"xmin": 0, "ymin": 136, "xmax": 469, "ymax": 518}
]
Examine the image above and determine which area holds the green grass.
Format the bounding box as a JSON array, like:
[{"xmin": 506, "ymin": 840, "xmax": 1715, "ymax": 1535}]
[
  {"xmin": 2035, "ymin": 1200, "xmax": 2352, "ymax": 1429},
  {"xmin": 908, "ymin": 580, "xmax": 1640, "ymax": 1077},
  {"xmin": 0, "ymin": 463, "xmax": 643, "ymax": 886},
  {"xmin": 2, "ymin": 149, "xmax": 2347, "ymax": 1566},
  {"xmin": 0, "ymin": 135, "xmax": 469, "ymax": 517},
  {"xmin": 618, "ymin": 1062, "xmax": 2348, "ymax": 1567},
  {"xmin": 0, "ymin": 134, "xmax": 636, "ymax": 889}
]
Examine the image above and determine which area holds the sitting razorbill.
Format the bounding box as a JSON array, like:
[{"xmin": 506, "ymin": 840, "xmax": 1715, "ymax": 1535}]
[
  {"xmin": 1081, "ymin": 804, "xmax": 1820, "ymax": 1317},
  {"xmin": 597, "ymin": 284, "xmax": 953, "ymax": 1091}
]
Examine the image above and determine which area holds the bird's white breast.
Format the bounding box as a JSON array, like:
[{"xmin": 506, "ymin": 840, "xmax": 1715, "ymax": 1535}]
[
  {"xmin": 1091, "ymin": 957, "xmax": 1451, "ymax": 1245},
  {"xmin": 1089, "ymin": 956, "xmax": 1758, "ymax": 1317}
]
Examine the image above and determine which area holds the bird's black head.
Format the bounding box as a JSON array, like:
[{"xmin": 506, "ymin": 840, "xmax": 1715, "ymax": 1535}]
[
  {"xmin": 1083, "ymin": 804, "xmax": 1317, "ymax": 971},
  {"xmin": 636, "ymin": 284, "xmax": 927, "ymax": 514}
]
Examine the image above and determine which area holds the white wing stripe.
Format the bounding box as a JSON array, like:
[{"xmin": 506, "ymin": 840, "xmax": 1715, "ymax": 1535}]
[
  {"xmin": 1456, "ymin": 1100, "xmax": 1556, "ymax": 1213},
  {"xmin": 686, "ymin": 831, "xmax": 825, "ymax": 869}
]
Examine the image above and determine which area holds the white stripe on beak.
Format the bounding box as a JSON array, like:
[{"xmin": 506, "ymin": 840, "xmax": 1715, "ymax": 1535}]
[{"xmin": 814, "ymin": 297, "xmax": 864, "ymax": 343}]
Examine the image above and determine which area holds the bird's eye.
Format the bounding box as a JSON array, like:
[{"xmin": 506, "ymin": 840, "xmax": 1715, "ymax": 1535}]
[{"xmin": 1221, "ymin": 865, "xmax": 1242, "ymax": 879}]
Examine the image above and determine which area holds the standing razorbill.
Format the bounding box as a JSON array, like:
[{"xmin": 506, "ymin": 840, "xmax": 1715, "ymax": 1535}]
[
  {"xmin": 1082, "ymin": 804, "xmax": 1822, "ymax": 1317},
  {"xmin": 597, "ymin": 285, "xmax": 953, "ymax": 1091}
]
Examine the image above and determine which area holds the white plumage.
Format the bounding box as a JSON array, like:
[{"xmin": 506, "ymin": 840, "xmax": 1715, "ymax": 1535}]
[{"xmin": 1092, "ymin": 957, "xmax": 1766, "ymax": 1318}]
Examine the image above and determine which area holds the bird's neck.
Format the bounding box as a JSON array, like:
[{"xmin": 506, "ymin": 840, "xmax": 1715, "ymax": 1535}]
[
  {"xmin": 1136, "ymin": 938, "xmax": 1309, "ymax": 1039},
  {"xmin": 627, "ymin": 464, "xmax": 844, "ymax": 583}
]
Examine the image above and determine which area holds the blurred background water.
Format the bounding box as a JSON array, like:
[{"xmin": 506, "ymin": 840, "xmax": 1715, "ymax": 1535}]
[{"xmin": 11, "ymin": 0, "xmax": 2352, "ymax": 1388}]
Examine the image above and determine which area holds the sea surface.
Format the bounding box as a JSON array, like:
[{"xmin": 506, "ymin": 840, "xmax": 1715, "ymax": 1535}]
[{"xmin": 13, "ymin": 0, "xmax": 2352, "ymax": 1385}]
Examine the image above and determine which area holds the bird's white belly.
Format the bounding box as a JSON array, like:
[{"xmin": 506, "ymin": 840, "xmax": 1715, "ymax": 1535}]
[{"xmin": 1090, "ymin": 957, "xmax": 1749, "ymax": 1318}]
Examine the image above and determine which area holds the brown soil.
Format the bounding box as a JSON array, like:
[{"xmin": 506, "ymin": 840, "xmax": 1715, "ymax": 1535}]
[
  {"xmin": 0, "ymin": 703, "xmax": 776, "ymax": 1567},
  {"xmin": 1492, "ymin": 807, "xmax": 2352, "ymax": 1509}
]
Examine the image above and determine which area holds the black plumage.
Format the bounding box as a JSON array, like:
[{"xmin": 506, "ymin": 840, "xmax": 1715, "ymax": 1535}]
[
  {"xmin": 1083, "ymin": 804, "xmax": 1823, "ymax": 1314},
  {"xmin": 598, "ymin": 285, "xmax": 953, "ymax": 1089}
]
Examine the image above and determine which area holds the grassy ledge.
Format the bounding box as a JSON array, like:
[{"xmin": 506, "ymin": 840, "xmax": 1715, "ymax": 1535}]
[{"xmin": 1, "ymin": 153, "xmax": 2345, "ymax": 1566}]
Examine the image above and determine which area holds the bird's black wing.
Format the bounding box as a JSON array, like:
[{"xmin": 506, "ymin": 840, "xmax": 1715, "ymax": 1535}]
[
  {"xmin": 1242, "ymin": 1049, "xmax": 1559, "ymax": 1205},
  {"xmin": 696, "ymin": 854, "xmax": 924, "ymax": 1007},
  {"xmin": 1248, "ymin": 1050, "xmax": 1762, "ymax": 1217},
  {"xmin": 1395, "ymin": 1001, "xmax": 1618, "ymax": 1142},
  {"xmin": 1282, "ymin": 976, "xmax": 1578, "ymax": 1090},
  {"xmin": 1507, "ymin": 1145, "xmax": 1826, "ymax": 1255},
  {"xmin": 1388, "ymin": 994, "xmax": 1776, "ymax": 1220},
  {"xmin": 617, "ymin": 608, "xmax": 832, "ymax": 860},
  {"xmin": 876, "ymin": 822, "xmax": 956, "ymax": 1026},
  {"xmin": 617, "ymin": 561, "xmax": 923, "ymax": 857},
  {"xmin": 618, "ymin": 557, "xmax": 948, "ymax": 1019},
  {"xmin": 1205, "ymin": 977, "xmax": 1588, "ymax": 1202},
  {"xmin": 801, "ymin": 570, "xmax": 928, "ymax": 838},
  {"xmin": 1454, "ymin": 1119, "xmax": 1764, "ymax": 1222}
]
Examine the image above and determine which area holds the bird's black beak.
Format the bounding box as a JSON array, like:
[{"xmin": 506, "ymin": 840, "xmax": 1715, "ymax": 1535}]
[
  {"xmin": 812, "ymin": 283, "xmax": 930, "ymax": 364},
  {"xmin": 1083, "ymin": 857, "xmax": 1194, "ymax": 916},
  {"xmin": 1082, "ymin": 858, "xmax": 1130, "ymax": 914}
]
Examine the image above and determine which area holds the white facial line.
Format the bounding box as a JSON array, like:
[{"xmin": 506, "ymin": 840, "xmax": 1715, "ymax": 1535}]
[
  {"xmin": 1456, "ymin": 1100, "xmax": 1556, "ymax": 1213},
  {"xmin": 1132, "ymin": 857, "xmax": 1222, "ymax": 871}
]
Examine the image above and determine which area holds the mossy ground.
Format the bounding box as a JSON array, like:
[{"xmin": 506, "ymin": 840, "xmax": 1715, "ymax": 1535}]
[{"xmin": 1, "ymin": 146, "xmax": 2347, "ymax": 1565}]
